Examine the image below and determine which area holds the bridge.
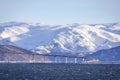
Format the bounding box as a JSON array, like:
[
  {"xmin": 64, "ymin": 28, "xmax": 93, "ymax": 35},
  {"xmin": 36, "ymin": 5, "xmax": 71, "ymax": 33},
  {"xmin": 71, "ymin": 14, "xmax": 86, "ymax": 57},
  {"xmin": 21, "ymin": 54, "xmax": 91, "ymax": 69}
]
[
  {"xmin": 1, "ymin": 53, "xmax": 86, "ymax": 63},
  {"xmin": 32, "ymin": 53, "xmax": 85, "ymax": 64}
]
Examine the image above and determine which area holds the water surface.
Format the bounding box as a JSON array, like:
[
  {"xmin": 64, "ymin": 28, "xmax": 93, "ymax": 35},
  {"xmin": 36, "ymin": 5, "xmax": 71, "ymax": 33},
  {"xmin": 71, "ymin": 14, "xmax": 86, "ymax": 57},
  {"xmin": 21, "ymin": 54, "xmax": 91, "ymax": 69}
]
[{"xmin": 0, "ymin": 63, "xmax": 120, "ymax": 80}]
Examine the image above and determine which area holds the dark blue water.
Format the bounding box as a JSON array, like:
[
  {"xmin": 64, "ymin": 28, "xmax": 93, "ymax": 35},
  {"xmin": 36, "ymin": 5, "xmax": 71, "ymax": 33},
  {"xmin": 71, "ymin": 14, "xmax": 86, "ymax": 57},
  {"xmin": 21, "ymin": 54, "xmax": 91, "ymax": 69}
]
[{"xmin": 0, "ymin": 63, "xmax": 120, "ymax": 80}]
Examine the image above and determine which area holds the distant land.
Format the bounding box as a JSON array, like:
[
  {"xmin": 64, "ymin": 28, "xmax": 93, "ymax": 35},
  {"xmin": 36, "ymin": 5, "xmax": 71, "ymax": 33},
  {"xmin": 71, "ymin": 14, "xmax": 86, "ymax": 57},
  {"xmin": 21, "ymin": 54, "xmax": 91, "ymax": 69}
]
[{"xmin": 0, "ymin": 22, "xmax": 120, "ymax": 63}]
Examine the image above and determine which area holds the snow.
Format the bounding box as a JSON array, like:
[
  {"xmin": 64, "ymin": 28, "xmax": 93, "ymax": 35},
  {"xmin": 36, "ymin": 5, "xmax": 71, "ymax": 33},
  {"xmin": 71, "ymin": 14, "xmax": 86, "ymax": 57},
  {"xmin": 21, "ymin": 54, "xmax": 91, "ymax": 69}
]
[
  {"xmin": 109, "ymin": 23, "xmax": 120, "ymax": 30},
  {"xmin": 0, "ymin": 26, "xmax": 29, "ymax": 41},
  {"xmin": 0, "ymin": 22, "xmax": 120, "ymax": 55}
]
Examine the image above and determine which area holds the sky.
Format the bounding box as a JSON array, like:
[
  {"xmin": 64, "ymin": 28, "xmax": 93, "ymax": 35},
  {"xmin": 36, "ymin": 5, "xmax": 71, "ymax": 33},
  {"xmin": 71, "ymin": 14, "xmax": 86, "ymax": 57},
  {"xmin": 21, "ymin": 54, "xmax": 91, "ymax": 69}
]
[{"xmin": 0, "ymin": 0, "xmax": 120, "ymax": 24}]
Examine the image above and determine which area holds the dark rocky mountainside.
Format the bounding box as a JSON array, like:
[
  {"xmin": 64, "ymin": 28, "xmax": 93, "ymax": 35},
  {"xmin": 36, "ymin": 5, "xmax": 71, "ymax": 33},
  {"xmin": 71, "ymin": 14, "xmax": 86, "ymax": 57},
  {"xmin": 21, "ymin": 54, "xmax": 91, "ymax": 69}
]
[
  {"xmin": 86, "ymin": 46, "xmax": 120, "ymax": 63},
  {"xmin": 0, "ymin": 45, "xmax": 49, "ymax": 62}
]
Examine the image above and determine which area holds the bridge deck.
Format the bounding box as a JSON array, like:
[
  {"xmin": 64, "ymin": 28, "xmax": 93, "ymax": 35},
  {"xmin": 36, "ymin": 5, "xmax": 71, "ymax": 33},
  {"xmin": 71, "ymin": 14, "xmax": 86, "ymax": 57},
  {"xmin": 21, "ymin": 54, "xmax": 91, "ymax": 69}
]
[{"xmin": 33, "ymin": 53, "xmax": 84, "ymax": 58}]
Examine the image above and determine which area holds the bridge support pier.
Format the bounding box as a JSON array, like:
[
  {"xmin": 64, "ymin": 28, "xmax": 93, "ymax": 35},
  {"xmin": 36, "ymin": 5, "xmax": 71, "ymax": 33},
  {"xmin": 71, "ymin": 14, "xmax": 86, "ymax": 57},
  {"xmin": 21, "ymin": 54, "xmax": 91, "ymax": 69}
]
[
  {"xmin": 43, "ymin": 56, "xmax": 46, "ymax": 63},
  {"xmin": 54, "ymin": 56, "xmax": 57, "ymax": 63},
  {"xmin": 32, "ymin": 54, "xmax": 35, "ymax": 63},
  {"xmin": 82, "ymin": 58, "xmax": 85, "ymax": 61},
  {"xmin": 65, "ymin": 57, "xmax": 68, "ymax": 63},
  {"xmin": 74, "ymin": 58, "xmax": 77, "ymax": 63},
  {"xmin": 82, "ymin": 58, "xmax": 86, "ymax": 63}
]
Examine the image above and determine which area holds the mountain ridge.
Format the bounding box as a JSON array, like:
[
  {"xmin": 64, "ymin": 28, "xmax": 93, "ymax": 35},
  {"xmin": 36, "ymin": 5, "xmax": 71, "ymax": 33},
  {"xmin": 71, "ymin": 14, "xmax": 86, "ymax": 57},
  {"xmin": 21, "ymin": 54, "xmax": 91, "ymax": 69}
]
[
  {"xmin": 86, "ymin": 46, "xmax": 120, "ymax": 63},
  {"xmin": 0, "ymin": 22, "xmax": 120, "ymax": 56},
  {"xmin": 0, "ymin": 45, "xmax": 49, "ymax": 62}
]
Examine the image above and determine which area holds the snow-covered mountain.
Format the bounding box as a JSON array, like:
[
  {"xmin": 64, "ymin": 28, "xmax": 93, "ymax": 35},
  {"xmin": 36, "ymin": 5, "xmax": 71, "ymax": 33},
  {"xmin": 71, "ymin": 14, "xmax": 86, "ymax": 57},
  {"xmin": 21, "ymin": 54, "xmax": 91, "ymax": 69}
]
[{"xmin": 0, "ymin": 22, "xmax": 120, "ymax": 56}]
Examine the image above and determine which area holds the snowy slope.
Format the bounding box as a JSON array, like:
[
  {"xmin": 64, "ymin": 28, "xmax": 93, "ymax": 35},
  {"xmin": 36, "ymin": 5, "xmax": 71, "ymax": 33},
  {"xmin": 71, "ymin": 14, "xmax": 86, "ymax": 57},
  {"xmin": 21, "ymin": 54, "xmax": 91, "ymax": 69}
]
[{"xmin": 0, "ymin": 22, "xmax": 120, "ymax": 56}]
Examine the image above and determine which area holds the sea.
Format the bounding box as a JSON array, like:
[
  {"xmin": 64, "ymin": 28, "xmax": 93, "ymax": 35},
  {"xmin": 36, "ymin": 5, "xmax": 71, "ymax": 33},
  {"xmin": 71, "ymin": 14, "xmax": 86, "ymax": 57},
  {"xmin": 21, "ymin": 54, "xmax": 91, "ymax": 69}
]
[{"xmin": 0, "ymin": 63, "xmax": 120, "ymax": 80}]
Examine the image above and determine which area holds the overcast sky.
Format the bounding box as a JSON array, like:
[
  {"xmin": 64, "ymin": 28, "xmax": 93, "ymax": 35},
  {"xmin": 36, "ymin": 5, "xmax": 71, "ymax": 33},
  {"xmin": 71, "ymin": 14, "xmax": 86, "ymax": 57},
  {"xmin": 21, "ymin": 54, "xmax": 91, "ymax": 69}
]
[{"xmin": 0, "ymin": 0, "xmax": 120, "ymax": 24}]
